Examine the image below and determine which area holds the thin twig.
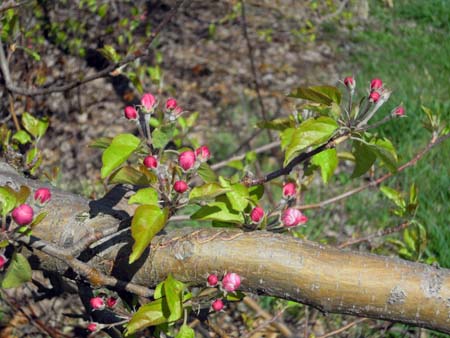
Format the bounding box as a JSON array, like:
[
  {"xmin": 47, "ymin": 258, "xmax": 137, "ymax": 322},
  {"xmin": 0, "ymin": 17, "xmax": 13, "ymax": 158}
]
[
  {"xmin": 338, "ymin": 221, "xmax": 409, "ymax": 249},
  {"xmin": 317, "ymin": 317, "xmax": 367, "ymax": 338},
  {"xmin": 299, "ymin": 133, "xmax": 450, "ymax": 210},
  {"xmin": 0, "ymin": 0, "xmax": 186, "ymax": 96}
]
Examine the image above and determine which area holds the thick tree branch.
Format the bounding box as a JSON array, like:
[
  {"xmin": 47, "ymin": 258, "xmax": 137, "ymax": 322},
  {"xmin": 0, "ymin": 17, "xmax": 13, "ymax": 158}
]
[{"xmin": 1, "ymin": 161, "xmax": 450, "ymax": 333}]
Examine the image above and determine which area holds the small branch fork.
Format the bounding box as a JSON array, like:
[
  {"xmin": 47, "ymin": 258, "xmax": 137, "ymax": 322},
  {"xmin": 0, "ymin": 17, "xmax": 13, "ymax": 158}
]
[{"xmin": 0, "ymin": 0, "xmax": 186, "ymax": 97}]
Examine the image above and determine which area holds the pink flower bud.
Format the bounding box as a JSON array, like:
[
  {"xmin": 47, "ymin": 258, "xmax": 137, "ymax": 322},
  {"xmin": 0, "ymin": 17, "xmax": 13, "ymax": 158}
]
[
  {"xmin": 173, "ymin": 180, "xmax": 189, "ymax": 193},
  {"xmin": 281, "ymin": 208, "xmax": 308, "ymax": 227},
  {"xmin": 370, "ymin": 78, "xmax": 383, "ymax": 91},
  {"xmin": 34, "ymin": 187, "xmax": 51, "ymax": 204},
  {"xmin": 207, "ymin": 274, "xmax": 219, "ymax": 287},
  {"xmin": 282, "ymin": 182, "xmax": 297, "ymax": 198},
  {"xmin": 369, "ymin": 91, "xmax": 381, "ymax": 103},
  {"xmin": 165, "ymin": 97, "xmax": 178, "ymax": 110},
  {"xmin": 0, "ymin": 254, "xmax": 8, "ymax": 271},
  {"xmin": 393, "ymin": 106, "xmax": 405, "ymax": 116},
  {"xmin": 174, "ymin": 106, "xmax": 183, "ymax": 116},
  {"xmin": 11, "ymin": 204, "xmax": 34, "ymax": 225},
  {"xmin": 124, "ymin": 106, "xmax": 138, "ymax": 120},
  {"xmin": 195, "ymin": 145, "xmax": 211, "ymax": 162},
  {"xmin": 250, "ymin": 206, "xmax": 264, "ymax": 223},
  {"xmin": 179, "ymin": 151, "xmax": 196, "ymax": 171},
  {"xmin": 212, "ymin": 299, "xmax": 224, "ymax": 312},
  {"xmin": 90, "ymin": 297, "xmax": 105, "ymax": 311},
  {"xmin": 141, "ymin": 93, "xmax": 157, "ymax": 112},
  {"xmin": 343, "ymin": 76, "xmax": 355, "ymax": 90},
  {"xmin": 87, "ymin": 323, "xmax": 98, "ymax": 332},
  {"xmin": 106, "ymin": 297, "xmax": 117, "ymax": 308},
  {"xmin": 143, "ymin": 155, "xmax": 158, "ymax": 169},
  {"xmin": 222, "ymin": 272, "xmax": 241, "ymax": 292}
]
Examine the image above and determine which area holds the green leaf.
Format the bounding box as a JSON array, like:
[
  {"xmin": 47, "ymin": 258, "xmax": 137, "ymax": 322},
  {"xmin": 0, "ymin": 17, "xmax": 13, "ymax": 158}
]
[
  {"xmin": 176, "ymin": 324, "xmax": 195, "ymax": 338},
  {"xmin": 281, "ymin": 117, "xmax": 338, "ymax": 165},
  {"xmin": 152, "ymin": 124, "xmax": 176, "ymax": 150},
  {"xmin": 409, "ymin": 183, "xmax": 418, "ymax": 205},
  {"xmin": 0, "ymin": 252, "xmax": 32, "ymax": 288},
  {"xmin": 125, "ymin": 298, "xmax": 168, "ymax": 335},
  {"xmin": 225, "ymin": 290, "xmax": 245, "ymax": 301},
  {"xmin": 226, "ymin": 160, "xmax": 244, "ymax": 170},
  {"xmin": 288, "ymin": 85, "xmax": 341, "ymax": 106},
  {"xmin": 30, "ymin": 211, "xmax": 48, "ymax": 227},
  {"xmin": 99, "ymin": 44, "xmax": 121, "ymax": 63},
  {"xmin": 109, "ymin": 166, "xmax": 151, "ymax": 186},
  {"xmin": 0, "ymin": 240, "xmax": 9, "ymax": 248},
  {"xmin": 21, "ymin": 112, "xmax": 48, "ymax": 138},
  {"xmin": 197, "ymin": 163, "xmax": 217, "ymax": 183},
  {"xmin": 189, "ymin": 183, "xmax": 231, "ymax": 202},
  {"xmin": 12, "ymin": 130, "xmax": 32, "ymax": 145},
  {"xmin": 219, "ymin": 178, "xmax": 249, "ymax": 212},
  {"xmin": 0, "ymin": 187, "xmax": 17, "ymax": 216},
  {"xmin": 311, "ymin": 148, "xmax": 338, "ymax": 184},
  {"xmin": 351, "ymin": 140, "xmax": 376, "ymax": 178},
  {"xmin": 248, "ymin": 185, "xmax": 264, "ymax": 203},
  {"xmin": 164, "ymin": 274, "xmax": 184, "ymax": 322},
  {"xmin": 191, "ymin": 201, "xmax": 244, "ymax": 223},
  {"xmin": 128, "ymin": 187, "xmax": 159, "ymax": 205},
  {"xmin": 373, "ymin": 138, "xmax": 398, "ymax": 173},
  {"xmin": 89, "ymin": 137, "xmax": 112, "ymax": 149},
  {"xmin": 380, "ymin": 186, "xmax": 405, "ymax": 209},
  {"xmin": 154, "ymin": 281, "xmax": 165, "ymax": 299},
  {"xmin": 101, "ymin": 133, "xmax": 140, "ymax": 179},
  {"xmin": 256, "ymin": 117, "xmax": 294, "ymax": 131},
  {"xmin": 129, "ymin": 206, "xmax": 168, "ymax": 264}
]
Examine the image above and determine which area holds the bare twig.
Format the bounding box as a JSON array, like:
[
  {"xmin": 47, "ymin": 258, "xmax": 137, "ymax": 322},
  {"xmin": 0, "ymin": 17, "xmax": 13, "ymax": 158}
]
[
  {"xmin": 299, "ymin": 133, "xmax": 450, "ymax": 210},
  {"xmin": 338, "ymin": 221, "xmax": 410, "ymax": 249},
  {"xmin": 317, "ymin": 317, "xmax": 367, "ymax": 338},
  {"xmin": 0, "ymin": 0, "xmax": 186, "ymax": 96}
]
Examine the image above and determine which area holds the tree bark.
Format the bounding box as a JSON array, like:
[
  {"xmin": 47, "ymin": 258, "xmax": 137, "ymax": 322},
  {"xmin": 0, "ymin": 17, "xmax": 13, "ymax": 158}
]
[{"xmin": 1, "ymin": 161, "xmax": 449, "ymax": 333}]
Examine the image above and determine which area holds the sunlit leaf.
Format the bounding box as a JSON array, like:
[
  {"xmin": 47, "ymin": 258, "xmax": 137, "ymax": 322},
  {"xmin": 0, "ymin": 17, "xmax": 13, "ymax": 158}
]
[
  {"xmin": 189, "ymin": 183, "xmax": 231, "ymax": 202},
  {"xmin": 101, "ymin": 133, "xmax": 140, "ymax": 179},
  {"xmin": 109, "ymin": 166, "xmax": 150, "ymax": 186},
  {"xmin": 128, "ymin": 187, "xmax": 159, "ymax": 205},
  {"xmin": 0, "ymin": 252, "xmax": 32, "ymax": 288},
  {"xmin": 191, "ymin": 201, "xmax": 244, "ymax": 223},
  {"xmin": 164, "ymin": 274, "xmax": 184, "ymax": 322},
  {"xmin": 125, "ymin": 298, "xmax": 168, "ymax": 335},
  {"xmin": 311, "ymin": 148, "xmax": 338, "ymax": 184}
]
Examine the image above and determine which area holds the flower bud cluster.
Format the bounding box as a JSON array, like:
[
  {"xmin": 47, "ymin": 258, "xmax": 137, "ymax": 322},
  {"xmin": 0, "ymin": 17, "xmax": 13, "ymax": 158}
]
[
  {"xmin": 10, "ymin": 187, "xmax": 52, "ymax": 226},
  {"xmin": 206, "ymin": 272, "xmax": 242, "ymax": 312},
  {"xmin": 123, "ymin": 93, "xmax": 184, "ymax": 122}
]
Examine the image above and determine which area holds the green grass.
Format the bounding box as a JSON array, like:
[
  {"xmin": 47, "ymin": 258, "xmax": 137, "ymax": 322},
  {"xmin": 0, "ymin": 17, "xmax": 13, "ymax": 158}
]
[{"xmin": 341, "ymin": 0, "xmax": 450, "ymax": 266}]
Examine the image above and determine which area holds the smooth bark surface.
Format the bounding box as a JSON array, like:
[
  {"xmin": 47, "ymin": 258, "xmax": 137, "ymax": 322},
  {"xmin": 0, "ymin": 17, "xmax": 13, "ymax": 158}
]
[{"xmin": 1, "ymin": 161, "xmax": 449, "ymax": 333}]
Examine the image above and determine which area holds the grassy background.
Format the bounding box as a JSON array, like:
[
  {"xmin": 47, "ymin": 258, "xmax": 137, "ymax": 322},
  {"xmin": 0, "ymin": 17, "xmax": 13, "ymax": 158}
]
[{"xmin": 341, "ymin": 0, "xmax": 450, "ymax": 266}]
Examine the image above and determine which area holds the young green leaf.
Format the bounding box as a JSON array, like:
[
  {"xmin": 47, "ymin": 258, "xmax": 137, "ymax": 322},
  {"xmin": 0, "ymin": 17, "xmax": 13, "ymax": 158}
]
[
  {"xmin": 191, "ymin": 201, "xmax": 244, "ymax": 223},
  {"xmin": 288, "ymin": 85, "xmax": 341, "ymax": 106},
  {"xmin": 281, "ymin": 117, "xmax": 338, "ymax": 165},
  {"xmin": 0, "ymin": 252, "xmax": 32, "ymax": 288},
  {"xmin": 0, "ymin": 187, "xmax": 17, "ymax": 216},
  {"xmin": 351, "ymin": 140, "xmax": 376, "ymax": 178},
  {"xmin": 129, "ymin": 206, "xmax": 169, "ymax": 264},
  {"xmin": 189, "ymin": 183, "xmax": 231, "ymax": 202},
  {"xmin": 176, "ymin": 325, "xmax": 195, "ymax": 338},
  {"xmin": 109, "ymin": 166, "xmax": 151, "ymax": 186},
  {"xmin": 21, "ymin": 112, "xmax": 48, "ymax": 138},
  {"xmin": 101, "ymin": 133, "xmax": 140, "ymax": 179},
  {"xmin": 152, "ymin": 124, "xmax": 176, "ymax": 150},
  {"xmin": 164, "ymin": 274, "xmax": 185, "ymax": 322},
  {"xmin": 311, "ymin": 148, "xmax": 338, "ymax": 184},
  {"xmin": 12, "ymin": 130, "xmax": 32, "ymax": 145},
  {"xmin": 380, "ymin": 186, "xmax": 406, "ymax": 209},
  {"xmin": 125, "ymin": 298, "xmax": 168, "ymax": 335},
  {"xmin": 128, "ymin": 187, "xmax": 159, "ymax": 205},
  {"xmin": 197, "ymin": 162, "xmax": 217, "ymax": 183}
]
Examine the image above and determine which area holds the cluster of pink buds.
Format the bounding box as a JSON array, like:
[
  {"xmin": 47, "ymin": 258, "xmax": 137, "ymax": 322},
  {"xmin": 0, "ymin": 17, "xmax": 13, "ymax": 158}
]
[
  {"xmin": 89, "ymin": 295, "xmax": 118, "ymax": 311},
  {"xmin": 207, "ymin": 272, "xmax": 241, "ymax": 292},
  {"xmin": 165, "ymin": 97, "xmax": 184, "ymax": 121},
  {"xmin": 281, "ymin": 208, "xmax": 308, "ymax": 227},
  {"xmin": 10, "ymin": 187, "xmax": 52, "ymax": 226},
  {"xmin": 178, "ymin": 145, "xmax": 211, "ymax": 171},
  {"xmin": 123, "ymin": 93, "xmax": 185, "ymax": 122}
]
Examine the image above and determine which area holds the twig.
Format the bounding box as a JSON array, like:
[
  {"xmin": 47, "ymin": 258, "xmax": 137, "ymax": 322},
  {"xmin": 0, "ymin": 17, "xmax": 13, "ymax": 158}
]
[
  {"xmin": 16, "ymin": 233, "xmax": 154, "ymax": 298},
  {"xmin": 338, "ymin": 221, "xmax": 410, "ymax": 249},
  {"xmin": 299, "ymin": 133, "xmax": 450, "ymax": 210},
  {"xmin": 8, "ymin": 92, "xmax": 20, "ymax": 130},
  {"xmin": 0, "ymin": 0, "xmax": 186, "ymax": 96},
  {"xmin": 317, "ymin": 317, "xmax": 367, "ymax": 338},
  {"xmin": 0, "ymin": 0, "xmax": 29, "ymax": 13}
]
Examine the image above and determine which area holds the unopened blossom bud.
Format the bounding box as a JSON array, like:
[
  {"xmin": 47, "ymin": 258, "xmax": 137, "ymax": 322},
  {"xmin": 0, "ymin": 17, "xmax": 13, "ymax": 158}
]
[
  {"xmin": 90, "ymin": 297, "xmax": 105, "ymax": 311},
  {"xmin": 370, "ymin": 78, "xmax": 383, "ymax": 91},
  {"xmin": 369, "ymin": 91, "xmax": 381, "ymax": 103},
  {"xmin": 173, "ymin": 180, "xmax": 189, "ymax": 193},
  {"xmin": 141, "ymin": 93, "xmax": 157, "ymax": 112},
  {"xmin": 106, "ymin": 297, "xmax": 117, "ymax": 308},
  {"xmin": 282, "ymin": 182, "xmax": 297, "ymax": 198},
  {"xmin": 207, "ymin": 274, "xmax": 219, "ymax": 287},
  {"xmin": 174, "ymin": 106, "xmax": 183, "ymax": 116},
  {"xmin": 179, "ymin": 151, "xmax": 196, "ymax": 171},
  {"xmin": 0, "ymin": 254, "xmax": 8, "ymax": 271},
  {"xmin": 143, "ymin": 155, "xmax": 158, "ymax": 169},
  {"xmin": 124, "ymin": 106, "xmax": 138, "ymax": 120},
  {"xmin": 195, "ymin": 145, "xmax": 211, "ymax": 162},
  {"xmin": 87, "ymin": 323, "xmax": 98, "ymax": 332},
  {"xmin": 222, "ymin": 272, "xmax": 241, "ymax": 292},
  {"xmin": 165, "ymin": 97, "xmax": 178, "ymax": 110},
  {"xmin": 393, "ymin": 106, "xmax": 405, "ymax": 116},
  {"xmin": 281, "ymin": 208, "xmax": 308, "ymax": 227},
  {"xmin": 11, "ymin": 204, "xmax": 34, "ymax": 225},
  {"xmin": 250, "ymin": 206, "xmax": 265, "ymax": 223},
  {"xmin": 343, "ymin": 76, "xmax": 355, "ymax": 90},
  {"xmin": 212, "ymin": 299, "xmax": 224, "ymax": 312},
  {"xmin": 34, "ymin": 187, "xmax": 51, "ymax": 204}
]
